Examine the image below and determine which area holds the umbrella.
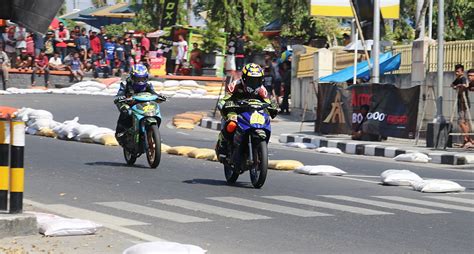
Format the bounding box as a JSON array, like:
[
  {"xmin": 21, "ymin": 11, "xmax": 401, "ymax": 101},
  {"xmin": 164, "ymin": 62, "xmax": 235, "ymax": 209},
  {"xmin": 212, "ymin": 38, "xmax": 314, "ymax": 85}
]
[{"xmin": 48, "ymin": 17, "xmax": 66, "ymax": 30}]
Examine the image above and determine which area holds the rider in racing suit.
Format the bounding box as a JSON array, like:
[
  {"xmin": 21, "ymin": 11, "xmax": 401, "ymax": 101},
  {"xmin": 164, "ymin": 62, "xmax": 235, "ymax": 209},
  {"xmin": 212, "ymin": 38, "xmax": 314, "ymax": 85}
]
[
  {"xmin": 114, "ymin": 64, "xmax": 166, "ymax": 144},
  {"xmin": 216, "ymin": 63, "xmax": 278, "ymax": 160}
]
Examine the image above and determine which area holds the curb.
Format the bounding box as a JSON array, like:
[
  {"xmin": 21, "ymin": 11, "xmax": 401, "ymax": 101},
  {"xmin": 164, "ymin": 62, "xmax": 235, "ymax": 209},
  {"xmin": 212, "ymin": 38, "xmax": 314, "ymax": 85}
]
[
  {"xmin": 0, "ymin": 213, "xmax": 38, "ymax": 238},
  {"xmin": 279, "ymin": 134, "xmax": 473, "ymax": 166},
  {"xmin": 200, "ymin": 118, "xmax": 222, "ymax": 131}
]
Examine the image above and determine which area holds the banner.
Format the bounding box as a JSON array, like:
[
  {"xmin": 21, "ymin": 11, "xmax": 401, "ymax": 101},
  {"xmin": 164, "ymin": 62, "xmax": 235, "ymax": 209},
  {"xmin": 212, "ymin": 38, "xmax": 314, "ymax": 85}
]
[
  {"xmin": 318, "ymin": 83, "xmax": 352, "ymax": 135},
  {"xmin": 310, "ymin": 0, "xmax": 400, "ymax": 19},
  {"xmin": 148, "ymin": 51, "xmax": 167, "ymax": 76},
  {"xmin": 161, "ymin": 0, "xmax": 179, "ymax": 28},
  {"xmin": 10, "ymin": 0, "xmax": 64, "ymax": 34},
  {"xmin": 349, "ymin": 84, "xmax": 420, "ymax": 139}
]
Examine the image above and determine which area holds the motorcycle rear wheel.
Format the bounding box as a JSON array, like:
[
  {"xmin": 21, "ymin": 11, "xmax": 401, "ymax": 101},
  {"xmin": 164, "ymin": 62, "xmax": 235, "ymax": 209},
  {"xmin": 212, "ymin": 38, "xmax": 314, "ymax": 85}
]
[
  {"xmin": 123, "ymin": 148, "xmax": 137, "ymax": 166},
  {"xmin": 146, "ymin": 125, "xmax": 161, "ymax": 168},
  {"xmin": 250, "ymin": 140, "xmax": 268, "ymax": 189}
]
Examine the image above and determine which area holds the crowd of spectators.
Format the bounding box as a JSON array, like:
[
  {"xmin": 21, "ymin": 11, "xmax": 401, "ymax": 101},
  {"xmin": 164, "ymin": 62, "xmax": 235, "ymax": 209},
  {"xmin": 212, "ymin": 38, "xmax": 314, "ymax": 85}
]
[{"xmin": 0, "ymin": 22, "xmax": 160, "ymax": 88}]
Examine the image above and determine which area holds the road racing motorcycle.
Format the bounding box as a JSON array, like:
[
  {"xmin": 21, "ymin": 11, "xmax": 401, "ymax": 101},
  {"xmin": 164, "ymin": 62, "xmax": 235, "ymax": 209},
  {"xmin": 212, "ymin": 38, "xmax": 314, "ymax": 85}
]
[
  {"xmin": 220, "ymin": 99, "xmax": 272, "ymax": 188},
  {"xmin": 117, "ymin": 92, "xmax": 165, "ymax": 168}
]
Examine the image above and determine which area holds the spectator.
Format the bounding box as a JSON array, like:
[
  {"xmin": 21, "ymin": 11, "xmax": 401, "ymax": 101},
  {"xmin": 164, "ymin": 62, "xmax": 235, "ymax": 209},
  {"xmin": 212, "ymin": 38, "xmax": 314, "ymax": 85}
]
[
  {"xmin": 270, "ymin": 58, "xmax": 282, "ymax": 103},
  {"xmin": 63, "ymin": 52, "xmax": 74, "ymax": 66},
  {"xmin": 190, "ymin": 43, "xmax": 202, "ymax": 76},
  {"xmin": 89, "ymin": 31, "xmax": 102, "ymax": 56},
  {"xmin": 44, "ymin": 31, "xmax": 55, "ymax": 58},
  {"xmin": 14, "ymin": 25, "xmax": 27, "ymax": 56},
  {"xmin": 77, "ymin": 28, "xmax": 90, "ymax": 60},
  {"xmin": 94, "ymin": 55, "xmax": 110, "ymax": 78},
  {"xmin": 84, "ymin": 49, "xmax": 96, "ymax": 72},
  {"xmin": 69, "ymin": 52, "xmax": 84, "ymax": 82},
  {"xmin": 279, "ymin": 60, "xmax": 291, "ymax": 115},
  {"xmin": 25, "ymin": 34, "xmax": 34, "ymax": 56},
  {"xmin": 173, "ymin": 34, "xmax": 188, "ymax": 75},
  {"xmin": 0, "ymin": 43, "xmax": 10, "ymax": 90},
  {"xmin": 123, "ymin": 34, "xmax": 133, "ymax": 72},
  {"xmin": 468, "ymin": 69, "xmax": 474, "ymax": 91},
  {"xmin": 32, "ymin": 33, "xmax": 44, "ymax": 57},
  {"xmin": 451, "ymin": 64, "xmax": 473, "ymax": 148},
  {"xmin": 263, "ymin": 66, "xmax": 273, "ymax": 95},
  {"xmin": 31, "ymin": 49, "xmax": 50, "ymax": 87},
  {"xmin": 114, "ymin": 38, "xmax": 126, "ymax": 76},
  {"xmin": 141, "ymin": 33, "xmax": 150, "ymax": 52},
  {"xmin": 48, "ymin": 52, "xmax": 65, "ymax": 71},
  {"xmin": 235, "ymin": 34, "xmax": 245, "ymax": 71},
  {"xmin": 55, "ymin": 22, "xmax": 70, "ymax": 61},
  {"xmin": 103, "ymin": 36, "xmax": 116, "ymax": 75},
  {"xmin": 3, "ymin": 27, "xmax": 16, "ymax": 67},
  {"xmin": 98, "ymin": 26, "xmax": 106, "ymax": 49},
  {"xmin": 16, "ymin": 50, "xmax": 33, "ymax": 70}
]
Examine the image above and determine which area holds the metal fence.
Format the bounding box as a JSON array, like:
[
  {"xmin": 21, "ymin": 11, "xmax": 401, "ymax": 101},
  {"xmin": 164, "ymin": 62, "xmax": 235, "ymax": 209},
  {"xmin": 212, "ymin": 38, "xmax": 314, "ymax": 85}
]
[{"xmin": 333, "ymin": 40, "xmax": 474, "ymax": 74}]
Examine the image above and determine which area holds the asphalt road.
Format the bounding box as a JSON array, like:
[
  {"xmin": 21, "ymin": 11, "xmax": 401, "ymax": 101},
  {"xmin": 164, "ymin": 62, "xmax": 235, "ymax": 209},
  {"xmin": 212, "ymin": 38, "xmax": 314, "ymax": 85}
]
[{"xmin": 2, "ymin": 95, "xmax": 474, "ymax": 254}]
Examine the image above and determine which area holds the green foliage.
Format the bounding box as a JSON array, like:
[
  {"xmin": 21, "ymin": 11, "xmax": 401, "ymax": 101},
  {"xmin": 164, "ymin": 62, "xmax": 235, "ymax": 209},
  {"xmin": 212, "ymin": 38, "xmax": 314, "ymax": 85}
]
[
  {"xmin": 91, "ymin": 0, "xmax": 107, "ymax": 8},
  {"xmin": 130, "ymin": 0, "xmax": 163, "ymax": 32},
  {"xmin": 435, "ymin": 0, "xmax": 474, "ymax": 41},
  {"xmin": 104, "ymin": 23, "xmax": 136, "ymax": 37},
  {"xmin": 201, "ymin": 22, "xmax": 224, "ymax": 53}
]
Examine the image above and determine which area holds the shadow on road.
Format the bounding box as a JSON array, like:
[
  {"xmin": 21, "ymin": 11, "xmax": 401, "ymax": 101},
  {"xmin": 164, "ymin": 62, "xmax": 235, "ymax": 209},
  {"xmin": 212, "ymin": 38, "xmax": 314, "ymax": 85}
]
[
  {"xmin": 85, "ymin": 161, "xmax": 149, "ymax": 169},
  {"xmin": 182, "ymin": 178, "xmax": 253, "ymax": 188}
]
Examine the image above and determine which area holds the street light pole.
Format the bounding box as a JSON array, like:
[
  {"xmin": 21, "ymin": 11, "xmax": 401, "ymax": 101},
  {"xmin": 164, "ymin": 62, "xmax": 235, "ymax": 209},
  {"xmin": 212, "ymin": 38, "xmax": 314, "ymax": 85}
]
[
  {"xmin": 436, "ymin": 0, "xmax": 445, "ymax": 122},
  {"xmin": 372, "ymin": 0, "xmax": 380, "ymax": 83},
  {"xmin": 428, "ymin": 0, "xmax": 433, "ymax": 38}
]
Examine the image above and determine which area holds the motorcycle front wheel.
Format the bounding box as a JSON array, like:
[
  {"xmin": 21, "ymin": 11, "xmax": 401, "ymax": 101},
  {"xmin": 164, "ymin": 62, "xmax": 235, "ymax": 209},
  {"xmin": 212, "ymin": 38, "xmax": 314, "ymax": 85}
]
[
  {"xmin": 123, "ymin": 148, "xmax": 137, "ymax": 166},
  {"xmin": 146, "ymin": 124, "xmax": 161, "ymax": 168},
  {"xmin": 249, "ymin": 140, "xmax": 268, "ymax": 189}
]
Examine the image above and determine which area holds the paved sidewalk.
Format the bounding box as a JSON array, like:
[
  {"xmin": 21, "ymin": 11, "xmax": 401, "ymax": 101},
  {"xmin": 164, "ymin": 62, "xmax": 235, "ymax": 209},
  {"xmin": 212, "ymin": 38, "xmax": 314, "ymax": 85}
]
[{"xmin": 200, "ymin": 115, "xmax": 474, "ymax": 166}]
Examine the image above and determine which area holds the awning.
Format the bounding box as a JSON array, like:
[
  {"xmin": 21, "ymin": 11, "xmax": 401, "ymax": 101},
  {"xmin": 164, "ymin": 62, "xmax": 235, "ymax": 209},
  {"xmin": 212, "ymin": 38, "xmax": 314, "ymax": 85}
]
[
  {"xmin": 91, "ymin": 3, "xmax": 135, "ymax": 18},
  {"xmin": 320, "ymin": 52, "xmax": 401, "ymax": 83},
  {"xmin": 147, "ymin": 30, "xmax": 166, "ymax": 38}
]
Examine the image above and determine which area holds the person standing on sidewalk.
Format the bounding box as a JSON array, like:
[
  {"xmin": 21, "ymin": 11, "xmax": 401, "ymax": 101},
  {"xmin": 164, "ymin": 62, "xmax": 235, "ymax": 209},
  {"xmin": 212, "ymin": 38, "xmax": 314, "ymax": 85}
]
[
  {"xmin": 0, "ymin": 44, "xmax": 10, "ymax": 90},
  {"xmin": 172, "ymin": 35, "xmax": 188, "ymax": 75},
  {"xmin": 279, "ymin": 60, "xmax": 291, "ymax": 114},
  {"xmin": 451, "ymin": 64, "xmax": 473, "ymax": 148},
  {"xmin": 31, "ymin": 49, "xmax": 50, "ymax": 88}
]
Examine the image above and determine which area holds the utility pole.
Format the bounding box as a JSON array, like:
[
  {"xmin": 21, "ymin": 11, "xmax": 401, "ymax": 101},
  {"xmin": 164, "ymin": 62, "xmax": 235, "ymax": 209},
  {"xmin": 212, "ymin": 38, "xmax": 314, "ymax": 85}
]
[
  {"xmin": 371, "ymin": 0, "xmax": 380, "ymax": 83},
  {"xmin": 416, "ymin": 0, "xmax": 425, "ymax": 39},
  {"xmin": 435, "ymin": 0, "xmax": 445, "ymax": 122}
]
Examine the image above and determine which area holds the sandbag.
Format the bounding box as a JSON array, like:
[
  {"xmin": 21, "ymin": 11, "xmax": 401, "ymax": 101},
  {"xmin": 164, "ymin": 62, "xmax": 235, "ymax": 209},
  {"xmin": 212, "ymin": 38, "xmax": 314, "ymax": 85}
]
[
  {"xmin": 53, "ymin": 117, "xmax": 80, "ymax": 139},
  {"xmin": 97, "ymin": 133, "xmax": 119, "ymax": 146},
  {"xmin": 163, "ymin": 80, "xmax": 180, "ymax": 87},
  {"xmin": 78, "ymin": 127, "xmax": 114, "ymax": 142},
  {"xmin": 173, "ymin": 118, "xmax": 196, "ymax": 125},
  {"xmin": 393, "ymin": 153, "xmax": 431, "ymax": 163},
  {"xmin": 315, "ymin": 147, "xmax": 343, "ymax": 154},
  {"xmin": 192, "ymin": 88, "xmax": 207, "ymax": 95},
  {"xmin": 175, "ymin": 123, "xmax": 195, "ymax": 129},
  {"xmin": 29, "ymin": 109, "xmax": 53, "ymax": 120},
  {"xmin": 176, "ymin": 89, "xmax": 193, "ymax": 95},
  {"xmin": 37, "ymin": 128, "xmax": 57, "ymax": 138},
  {"xmin": 285, "ymin": 142, "xmax": 317, "ymax": 149},
  {"xmin": 268, "ymin": 160, "xmax": 304, "ymax": 170},
  {"xmin": 28, "ymin": 118, "xmax": 57, "ymax": 130},
  {"xmin": 179, "ymin": 80, "xmax": 200, "ymax": 87},
  {"xmin": 187, "ymin": 148, "xmax": 215, "ymax": 160},
  {"xmin": 40, "ymin": 218, "xmax": 101, "ymax": 237},
  {"xmin": 380, "ymin": 169, "xmax": 424, "ymax": 186},
  {"xmin": 122, "ymin": 242, "xmax": 206, "ymax": 254},
  {"xmin": 295, "ymin": 165, "xmax": 347, "ymax": 176},
  {"xmin": 175, "ymin": 113, "xmax": 203, "ymax": 123},
  {"xmin": 73, "ymin": 124, "xmax": 98, "ymax": 138},
  {"xmin": 16, "ymin": 107, "xmax": 35, "ymax": 121},
  {"xmin": 167, "ymin": 146, "xmax": 198, "ymax": 155},
  {"xmin": 205, "ymin": 82, "xmax": 223, "ymax": 87},
  {"xmin": 411, "ymin": 180, "xmax": 465, "ymax": 193}
]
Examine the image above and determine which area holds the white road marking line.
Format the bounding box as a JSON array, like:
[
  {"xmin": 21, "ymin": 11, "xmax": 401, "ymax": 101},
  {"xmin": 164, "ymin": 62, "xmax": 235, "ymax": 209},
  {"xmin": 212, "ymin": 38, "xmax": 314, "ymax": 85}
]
[
  {"xmin": 335, "ymin": 176, "xmax": 380, "ymax": 184},
  {"xmin": 153, "ymin": 199, "xmax": 271, "ymax": 220},
  {"xmin": 374, "ymin": 196, "xmax": 474, "ymax": 212},
  {"xmin": 322, "ymin": 195, "xmax": 449, "ymax": 214},
  {"xmin": 96, "ymin": 201, "xmax": 211, "ymax": 223},
  {"xmin": 24, "ymin": 199, "xmax": 165, "ymax": 242},
  {"xmin": 264, "ymin": 196, "xmax": 392, "ymax": 215},
  {"xmin": 344, "ymin": 174, "xmax": 380, "ymax": 178},
  {"xmin": 426, "ymin": 196, "xmax": 474, "ymax": 205},
  {"xmin": 208, "ymin": 197, "xmax": 332, "ymax": 217}
]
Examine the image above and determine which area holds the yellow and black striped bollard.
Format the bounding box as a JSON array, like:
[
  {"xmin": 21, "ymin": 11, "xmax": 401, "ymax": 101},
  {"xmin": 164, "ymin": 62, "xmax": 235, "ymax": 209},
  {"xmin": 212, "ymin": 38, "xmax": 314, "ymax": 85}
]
[
  {"xmin": 10, "ymin": 119, "xmax": 25, "ymax": 214},
  {"xmin": 0, "ymin": 118, "xmax": 10, "ymax": 210}
]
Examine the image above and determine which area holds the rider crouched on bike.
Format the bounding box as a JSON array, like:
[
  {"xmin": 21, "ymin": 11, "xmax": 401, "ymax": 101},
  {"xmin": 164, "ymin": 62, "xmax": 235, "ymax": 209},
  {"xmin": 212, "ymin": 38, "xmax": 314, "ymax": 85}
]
[
  {"xmin": 114, "ymin": 64, "xmax": 166, "ymax": 144},
  {"xmin": 216, "ymin": 63, "xmax": 278, "ymax": 160}
]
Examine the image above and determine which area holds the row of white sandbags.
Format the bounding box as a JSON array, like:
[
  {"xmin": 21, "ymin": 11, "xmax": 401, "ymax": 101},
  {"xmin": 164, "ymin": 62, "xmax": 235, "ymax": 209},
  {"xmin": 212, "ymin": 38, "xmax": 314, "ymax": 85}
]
[
  {"xmin": 27, "ymin": 212, "xmax": 101, "ymax": 237},
  {"xmin": 380, "ymin": 169, "xmax": 465, "ymax": 193},
  {"xmin": 16, "ymin": 107, "xmax": 118, "ymax": 146}
]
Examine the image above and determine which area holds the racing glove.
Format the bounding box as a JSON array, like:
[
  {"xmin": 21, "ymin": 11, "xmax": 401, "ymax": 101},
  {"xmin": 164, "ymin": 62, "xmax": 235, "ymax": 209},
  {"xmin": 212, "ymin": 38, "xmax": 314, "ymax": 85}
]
[{"xmin": 120, "ymin": 104, "xmax": 131, "ymax": 115}]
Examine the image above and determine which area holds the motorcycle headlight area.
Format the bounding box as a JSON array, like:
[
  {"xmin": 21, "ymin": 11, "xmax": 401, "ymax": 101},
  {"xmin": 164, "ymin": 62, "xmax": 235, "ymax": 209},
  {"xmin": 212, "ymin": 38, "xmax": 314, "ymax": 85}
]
[{"xmin": 135, "ymin": 102, "xmax": 159, "ymax": 116}]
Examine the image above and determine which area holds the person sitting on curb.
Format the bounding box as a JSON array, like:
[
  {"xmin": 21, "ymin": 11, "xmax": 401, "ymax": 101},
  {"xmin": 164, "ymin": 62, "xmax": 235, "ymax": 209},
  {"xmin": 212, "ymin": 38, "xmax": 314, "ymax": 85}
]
[
  {"xmin": 451, "ymin": 64, "xmax": 473, "ymax": 149},
  {"xmin": 351, "ymin": 104, "xmax": 382, "ymax": 141},
  {"xmin": 49, "ymin": 52, "xmax": 66, "ymax": 71},
  {"xmin": 31, "ymin": 49, "xmax": 50, "ymax": 88},
  {"xmin": 70, "ymin": 52, "xmax": 84, "ymax": 82},
  {"xmin": 0, "ymin": 43, "xmax": 10, "ymax": 90},
  {"xmin": 94, "ymin": 55, "xmax": 110, "ymax": 78}
]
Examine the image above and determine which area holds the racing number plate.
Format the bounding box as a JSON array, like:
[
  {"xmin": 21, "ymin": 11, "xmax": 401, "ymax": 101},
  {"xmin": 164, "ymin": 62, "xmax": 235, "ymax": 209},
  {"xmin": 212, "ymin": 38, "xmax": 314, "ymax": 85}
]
[
  {"xmin": 250, "ymin": 112, "xmax": 265, "ymax": 125},
  {"xmin": 143, "ymin": 104, "xmax": 156, "ymax": 113}
]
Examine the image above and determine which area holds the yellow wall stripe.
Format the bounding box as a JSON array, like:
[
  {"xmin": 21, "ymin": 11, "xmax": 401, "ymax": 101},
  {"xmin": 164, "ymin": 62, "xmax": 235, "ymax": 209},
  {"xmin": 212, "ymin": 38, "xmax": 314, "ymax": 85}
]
[
  {"xmin": 311, "ymin": 4, "xmax": 400, "ymax": 19},
  {"xmin": 0, "ymin": 166, "xmax": 9, "ymax": 190},
  {"xmin": 10, "ymin": 168, "xmax": 24, "ymax": 192}
]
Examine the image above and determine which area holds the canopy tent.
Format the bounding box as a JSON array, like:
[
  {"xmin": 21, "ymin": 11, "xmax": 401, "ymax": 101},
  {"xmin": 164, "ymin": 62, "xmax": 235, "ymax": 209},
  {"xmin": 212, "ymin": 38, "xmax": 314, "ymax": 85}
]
[
  {"xmin": 147, "ymin": 30, "xmax": 166, "ymax": 38},
  {"xmin": 320, "ymin": 52, "xmax": 401, "ymax": 83},
  {"xmin": 91, "ymin": 3, "xmax": 136, "ymax": 18},
  {"xmin": 60, "ymin": 5, "xmax": 132, "ymax": 28}
]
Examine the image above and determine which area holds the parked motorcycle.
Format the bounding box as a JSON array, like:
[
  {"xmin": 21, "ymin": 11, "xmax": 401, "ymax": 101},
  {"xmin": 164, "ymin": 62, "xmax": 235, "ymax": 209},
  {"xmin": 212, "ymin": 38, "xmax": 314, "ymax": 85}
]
[
  {"xmin": 117, "ymin": 92, "xmax": 165, "ymax": 168},
  {"xmin": 220, "ymin": 99, "xmax": 271, "ymax": 188}
]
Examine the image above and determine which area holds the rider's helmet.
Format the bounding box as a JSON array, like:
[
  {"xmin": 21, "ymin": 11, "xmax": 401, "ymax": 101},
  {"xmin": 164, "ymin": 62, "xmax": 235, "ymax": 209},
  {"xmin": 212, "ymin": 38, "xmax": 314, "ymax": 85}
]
[
  {"xmin": 130, "ymin": 64, "xmax": 149, "ymax": 92},
  {"xmin": 241, "ymin": 63, "xmax": 264, "ymax": 92}
]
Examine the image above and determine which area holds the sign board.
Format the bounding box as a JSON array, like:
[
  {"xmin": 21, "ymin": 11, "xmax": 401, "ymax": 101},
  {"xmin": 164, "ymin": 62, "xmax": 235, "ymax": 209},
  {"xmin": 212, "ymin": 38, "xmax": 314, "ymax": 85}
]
[{"xmin": 310, "ymin": 0, "xmax": 400, "ymax": 19}]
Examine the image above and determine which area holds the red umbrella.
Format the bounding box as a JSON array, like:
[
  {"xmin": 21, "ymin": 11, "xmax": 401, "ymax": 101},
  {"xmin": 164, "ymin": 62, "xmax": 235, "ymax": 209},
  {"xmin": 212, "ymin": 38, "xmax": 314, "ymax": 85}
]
[{"xmin": 49, "ymin": 18, "xmax": 60, "ymax": 30}]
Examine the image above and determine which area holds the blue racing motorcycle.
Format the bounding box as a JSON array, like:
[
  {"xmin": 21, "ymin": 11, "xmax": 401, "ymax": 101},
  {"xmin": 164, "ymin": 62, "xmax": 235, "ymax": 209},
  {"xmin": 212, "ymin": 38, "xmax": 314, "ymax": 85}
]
[
  {"xmin": 118, "ymin": 92, "xmax": 165, "ymax": 168},
  {"xmin": 222, "ymin": 99, "xmax": 272, "ymax": 188}
]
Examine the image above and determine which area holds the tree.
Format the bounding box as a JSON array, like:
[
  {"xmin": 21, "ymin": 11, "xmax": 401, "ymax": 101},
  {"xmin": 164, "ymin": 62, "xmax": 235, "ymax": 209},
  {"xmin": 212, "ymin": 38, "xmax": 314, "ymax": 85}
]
[
  {"xmin": 129, "ymin": 0, "xmax": 164, "ymax": 32},
  {"xmin": 91, "ymin": 0, "xmax": 107, "ymax": 8}
]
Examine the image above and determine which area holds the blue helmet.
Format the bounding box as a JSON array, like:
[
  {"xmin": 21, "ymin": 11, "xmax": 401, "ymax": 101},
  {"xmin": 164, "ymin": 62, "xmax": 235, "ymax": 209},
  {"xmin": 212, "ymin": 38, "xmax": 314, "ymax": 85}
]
[{"xmin": 130, "ymin": 64, "xmax": 149, "ymax": 91}]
